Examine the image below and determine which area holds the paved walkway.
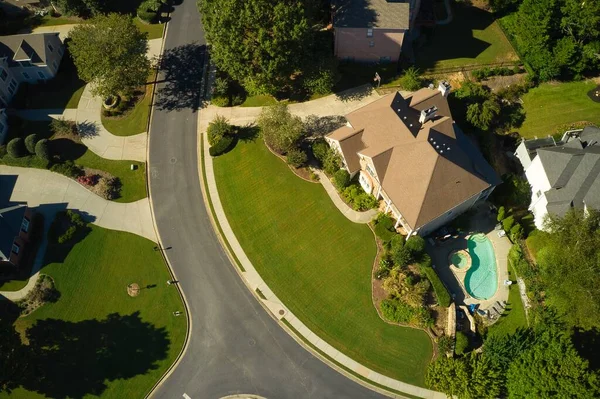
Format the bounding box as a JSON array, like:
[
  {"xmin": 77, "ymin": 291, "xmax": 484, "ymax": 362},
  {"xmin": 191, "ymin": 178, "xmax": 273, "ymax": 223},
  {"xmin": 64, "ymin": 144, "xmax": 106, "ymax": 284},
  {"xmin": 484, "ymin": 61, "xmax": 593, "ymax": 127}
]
[
  {"xmin": 199, "ymin": 133, "xmax": 444, "ymax": 399},
  {"xmin": 0, "ymin": 166, "xmax": 156, "ymax": 300},
  {"xmin": 29, "ymin": 24, "xmax": 79, "ymax": 40},
  {"xmin": 314, "ymin": 170, "xmax": 377, "ymax": 223}
]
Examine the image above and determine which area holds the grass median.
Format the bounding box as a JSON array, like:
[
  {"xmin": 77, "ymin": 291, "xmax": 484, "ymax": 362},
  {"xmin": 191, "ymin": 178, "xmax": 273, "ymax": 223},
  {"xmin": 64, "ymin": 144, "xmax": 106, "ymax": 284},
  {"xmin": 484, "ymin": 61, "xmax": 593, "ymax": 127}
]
[{"xmin": 213, "ymin": 139, "xmax": 432, "ymax": 386}]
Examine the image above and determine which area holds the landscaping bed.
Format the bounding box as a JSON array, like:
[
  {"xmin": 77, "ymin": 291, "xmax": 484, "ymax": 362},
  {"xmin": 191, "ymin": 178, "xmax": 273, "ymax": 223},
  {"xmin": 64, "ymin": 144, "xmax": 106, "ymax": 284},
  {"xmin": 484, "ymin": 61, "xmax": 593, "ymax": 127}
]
[
  {"xmin": 101, "ymin": 77, "xmax": 154, "ymax": 136},
  {"xmin": 3, "ymin": 222, "xmax": 186, "ymax": 399},
  {"xmin": 213, "ymin": 139, "xmax": 432, "ymax": 386}
]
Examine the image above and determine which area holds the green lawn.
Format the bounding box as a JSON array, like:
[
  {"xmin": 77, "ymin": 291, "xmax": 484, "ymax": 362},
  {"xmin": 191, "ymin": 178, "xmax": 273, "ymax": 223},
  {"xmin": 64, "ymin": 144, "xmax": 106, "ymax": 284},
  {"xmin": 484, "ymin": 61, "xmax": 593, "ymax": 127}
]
[
  {"xmin": 487, "ymin": 263, "xmax": 528, "ymax": 337},
  {"xmin": 134, "ymin": 19, "xmax": 164, "ymax": 40},
  {"xmin": 415, "ymin": 4, "xmax": 518, "ymax": 71},
  {"xmin": 214, "ymin": 139, "xmax": 433, "ymax": 386},
  {"xmin": 101, "ymin": 84, "xmax": 153, "ymax": 136},
  {"xmin": 3, "ymin": 225, "xmax": 186, "ymax": 399},
  {"xmin": 34, "ymin": 15, "xmax": 79, "ymax": 27},
  {"xmin": 519, "ymin": 80, "xmax": 600, "ymax": 139},
  {"xmin": 240, "ymin": 95, "xmax": 278, "ymax": 107}
]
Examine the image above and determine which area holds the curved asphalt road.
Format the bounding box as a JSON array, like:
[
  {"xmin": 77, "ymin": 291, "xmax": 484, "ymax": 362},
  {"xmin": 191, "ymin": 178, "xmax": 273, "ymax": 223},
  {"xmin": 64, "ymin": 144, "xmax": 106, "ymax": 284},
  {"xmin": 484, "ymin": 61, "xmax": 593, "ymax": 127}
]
[{"xmin": 148, "ymin": 1, "xmax": 387, "ymax": 398}]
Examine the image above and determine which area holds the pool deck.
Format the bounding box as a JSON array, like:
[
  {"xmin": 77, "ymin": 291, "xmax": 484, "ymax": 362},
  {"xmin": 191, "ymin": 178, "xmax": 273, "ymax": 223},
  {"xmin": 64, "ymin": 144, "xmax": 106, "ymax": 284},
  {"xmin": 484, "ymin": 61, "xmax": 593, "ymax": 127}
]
[{"xmin": 428, "ymin": 203, "xmax": 511, "ymax": 317}]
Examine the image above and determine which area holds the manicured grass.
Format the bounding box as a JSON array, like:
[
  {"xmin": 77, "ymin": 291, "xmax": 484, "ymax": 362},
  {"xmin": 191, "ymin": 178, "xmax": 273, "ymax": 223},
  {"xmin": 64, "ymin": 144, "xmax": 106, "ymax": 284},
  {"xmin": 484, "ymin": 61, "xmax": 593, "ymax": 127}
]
[
  {"xmin": 240, "ymin": 95, "xmax": 278, "ymax": 107},
  {"xmin": 487, "ymin": 263, "xmax": 528, "ymax": 337},
  {"xmin": 0, "ymin": 277, "xmax": 29, "ymax": 292},
  {"xmin": 5, "ymin": 225, "xmax": 186, "ymax": 399},
  {"xmin": 415, "ymin": 4, "xmax": 518, "ymax": 71},
  {"xmin": 11, "ymin": 53, "xmax": 85, "ymax": 109},
  {"xmin": 519, "ymin": 81, "xmax": 600, "ymax": 139},
  {"xmin": 525, "ymin": 230, "xmax": 549, "ymax": 262},
  {"xmin": 214, "ymin": 139, "xmax": 433, "ymax": 386},
  {"xmin": 134, "ymin": 19, "xmax": 164, "ymax": 40},
  {"xmin": 101, "ymin": 84, "xmax": 153, "ymax": 136},
  {"xmin": 34, "ymin": 15, "xmax": 79, "ymax": 27},
  {"xmin": 76, "ymin": 151, "xmax": 146, "ymax": 203}
]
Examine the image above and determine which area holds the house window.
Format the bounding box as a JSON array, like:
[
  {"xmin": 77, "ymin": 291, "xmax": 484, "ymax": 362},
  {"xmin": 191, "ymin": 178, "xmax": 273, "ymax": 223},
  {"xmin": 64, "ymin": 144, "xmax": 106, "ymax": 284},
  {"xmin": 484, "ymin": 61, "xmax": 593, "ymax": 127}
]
[
  {"xmin": 536, "ymin": 190, "xmax": 542, "ymax": 198},
  {"xmin": 0, "ymin": 68, "xmax": 7, "ymax": 82},
  {"xmin": 37, "ymin": 71, "xmax": 46, "ymax": 80},
  {"xmin": 19, "ymin": 60, "xmax": 32, "ymax": 68},
  {"xmin": 48, "ymin": 43, "xmax": 54, "ymax": 52},
  {"xmin": 380, "ymin": 56, "xmax": 392, "ymax": 63},
  {"xmin": 369, "ymin": 41, "xmax": 375, "ymax": 47},
  {"xmin": 12, "ymin": 243, "xmax": 20, "ymax": 254},
  {"xmin": 7, "ymin": 79, "xmax": 17, "ymax": 95},
  {"xmin": 21, "ymin": 218, "xmax": 30, "ymax": 233},
  {"xmin": 52, "ymin": 60, "xmax": 58, "ymax": 71},
  {"xmin": 359, "ymin": 172, "xmax": 372, "ymax": 194},
  {"xmin": 22, "ymin": 71, "xmax": 31, "ymax": 80},
  {"xmin": 367, "ymin": 28, "xmax": 373, "ymax": 37},
  {"xmin": 366, "ymin": 163, "xmax": 376, "ymax": 177}
]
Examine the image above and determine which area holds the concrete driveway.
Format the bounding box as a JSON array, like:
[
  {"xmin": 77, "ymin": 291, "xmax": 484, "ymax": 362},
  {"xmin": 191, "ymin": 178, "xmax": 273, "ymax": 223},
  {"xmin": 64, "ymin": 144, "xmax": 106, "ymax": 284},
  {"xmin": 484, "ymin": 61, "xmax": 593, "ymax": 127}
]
[{"xmin": 0, "ymin": 165, "xmax": 155, "ymax": 242}]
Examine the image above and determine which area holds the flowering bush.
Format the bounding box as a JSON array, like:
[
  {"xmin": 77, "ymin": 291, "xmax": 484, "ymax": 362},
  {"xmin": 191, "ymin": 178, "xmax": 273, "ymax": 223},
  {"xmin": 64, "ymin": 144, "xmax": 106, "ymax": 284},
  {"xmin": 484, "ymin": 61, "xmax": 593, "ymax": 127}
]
[{"xmin": 77, "ymin": 174, "xmax": 98, "ymax": 186}]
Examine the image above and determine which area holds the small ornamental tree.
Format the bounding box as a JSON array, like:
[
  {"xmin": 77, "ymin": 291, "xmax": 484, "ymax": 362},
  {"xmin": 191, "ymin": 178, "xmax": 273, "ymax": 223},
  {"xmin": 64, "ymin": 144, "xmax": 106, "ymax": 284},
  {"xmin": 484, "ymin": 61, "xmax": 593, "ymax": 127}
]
[
  {"xmin": 35, "ymin": 139, "xmax": 50, "ymax": 161},
  {"xmin": 7, "ymin": 138, "xmax": 26, "ymax": 158},
  {"xmin": 323, "ymin": 149, "xmax": 342, "ymax": 175},
  {"xmin": 257, "ymin": 104, "xmax": 303, "ymax": 154},
  {"xmin": 399, "ymin": 67, "xmax": 422, "ymax": 91},
  {"xmin": 405, "ymin": 235, "xmax": 426, "ymax": 257},
  {"xmin": 497, "ymin": 206, "xmax": 506, "ymax": 222},
  {"xmin": 455, "ymin": 332, "xmax": 469, "ymax": 355},
  {"xmin": 207, "ymin": 115, "xmax": 233, "ymax": 146},
  {"xmin": 24, "ymin": 134, "xmax": 39, "ymax": 154},
  {"xmin": 332, "ymin": 169, "xmax": 350, "ymax": 190},
  {"xmin": 286, "ymin": 148, "xmax": 307, "ymax": 168}
]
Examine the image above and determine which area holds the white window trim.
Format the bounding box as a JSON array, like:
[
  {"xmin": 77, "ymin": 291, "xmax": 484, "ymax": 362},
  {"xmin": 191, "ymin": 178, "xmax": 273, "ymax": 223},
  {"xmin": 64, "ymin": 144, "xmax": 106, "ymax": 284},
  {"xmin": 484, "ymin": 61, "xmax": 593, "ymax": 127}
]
[
  {"xmin": 37, "ymin": 71, "xmax": 46, "ymax": 80},
  {"xmin": 359, "ymin": 172, "xmax": 372, "ymax": 194},
  {"xmin": 367, "ymin": 28, "xmax": 373, "ymax": 37},
  {"xmin": 21, "ymin": 218, "xmax": 30, "ymax": 232},
  {"xmin": 48, "ymin": 43, "xmax": 54, "ymax": 52},
  {"xmin": 22, "ymin": 71, "xmax": 31, "ymax": 80},
  {"xmin": 12, "ymin": 243, "xmax": 20, "ymax": 254}
]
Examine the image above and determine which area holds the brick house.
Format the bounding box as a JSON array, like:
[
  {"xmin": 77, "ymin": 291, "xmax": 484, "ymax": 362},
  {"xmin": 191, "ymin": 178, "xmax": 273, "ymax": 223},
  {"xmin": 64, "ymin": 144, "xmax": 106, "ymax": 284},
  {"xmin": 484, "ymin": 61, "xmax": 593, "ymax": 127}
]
[
  {"xmin": 0, "ymin": 204, "xmax": 33, "ymax": 268},
  {"xmin": 326, "ymin": 82, "xmax": 500, "ymax": 236},
  {"xmin": 332, "ymin": 0, "xmax": 418, "ymax": 63}
]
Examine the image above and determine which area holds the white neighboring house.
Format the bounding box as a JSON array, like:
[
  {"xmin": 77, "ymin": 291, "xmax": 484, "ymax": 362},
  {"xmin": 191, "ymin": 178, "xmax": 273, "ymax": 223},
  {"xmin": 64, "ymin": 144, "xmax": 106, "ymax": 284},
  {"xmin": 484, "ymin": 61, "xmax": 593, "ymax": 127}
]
[
  {"xmin": 515, "ymin": 126, "xmax": 600, "ymax": 230},
  {"xmin": 0, "ymin": 32, "xmax": 64, "ymax": 143},
  {"xmin": 325, "ymin": 82, "xmax": 500, "ymax": 237}
]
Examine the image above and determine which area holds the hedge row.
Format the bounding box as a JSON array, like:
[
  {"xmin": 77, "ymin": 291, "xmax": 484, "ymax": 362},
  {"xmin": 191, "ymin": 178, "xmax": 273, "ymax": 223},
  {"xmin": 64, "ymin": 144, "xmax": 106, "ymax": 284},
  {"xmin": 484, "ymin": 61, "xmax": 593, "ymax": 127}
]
[
  {"xmin": 209, "ymin": 135, "xmax": 234, "ymax": 156},
  {"xmin": 420, "ymin": 255, "xmax": 452, "ymax": 307}
]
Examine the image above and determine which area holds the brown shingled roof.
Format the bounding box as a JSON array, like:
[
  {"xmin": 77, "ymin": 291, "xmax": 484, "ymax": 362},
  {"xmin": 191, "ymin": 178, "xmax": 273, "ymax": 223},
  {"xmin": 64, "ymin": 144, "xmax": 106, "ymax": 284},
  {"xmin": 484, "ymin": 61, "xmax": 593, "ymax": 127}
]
[{"xmin": 326, "ymin": 88, "xmax": 491, "ymax": 230}]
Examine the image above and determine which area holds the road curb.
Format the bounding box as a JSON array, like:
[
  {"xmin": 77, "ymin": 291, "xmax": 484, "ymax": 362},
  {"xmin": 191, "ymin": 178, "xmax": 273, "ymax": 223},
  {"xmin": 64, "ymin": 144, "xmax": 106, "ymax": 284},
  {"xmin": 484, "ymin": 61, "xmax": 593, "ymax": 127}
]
[{"xmin": 143, "ymin": 17, "xmax": 194, "ymax": 399}]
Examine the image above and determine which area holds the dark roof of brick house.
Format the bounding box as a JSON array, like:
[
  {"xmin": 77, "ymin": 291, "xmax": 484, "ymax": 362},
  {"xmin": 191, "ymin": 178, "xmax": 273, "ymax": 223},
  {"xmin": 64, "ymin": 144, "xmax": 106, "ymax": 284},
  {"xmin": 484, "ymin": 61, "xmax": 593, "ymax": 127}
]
[
  {"xmin": 332, "ymin": 0, "xmax": 410, "ymax": 30},
  {"xmin": 0, "ymin": 204, "xmax": 26, "ymax": 261}
]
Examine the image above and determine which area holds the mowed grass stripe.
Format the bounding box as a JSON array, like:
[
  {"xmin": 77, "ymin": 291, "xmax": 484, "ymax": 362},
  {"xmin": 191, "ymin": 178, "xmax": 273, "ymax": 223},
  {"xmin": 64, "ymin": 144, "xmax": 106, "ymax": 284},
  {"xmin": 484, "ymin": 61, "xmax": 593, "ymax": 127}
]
[
  {"xmin": 520, "ymin": 81, "xmax": 600, "ymax": 138},
  {"xmin": 214, "ymin": 139, "xmax": 432, "ymax": 385}
]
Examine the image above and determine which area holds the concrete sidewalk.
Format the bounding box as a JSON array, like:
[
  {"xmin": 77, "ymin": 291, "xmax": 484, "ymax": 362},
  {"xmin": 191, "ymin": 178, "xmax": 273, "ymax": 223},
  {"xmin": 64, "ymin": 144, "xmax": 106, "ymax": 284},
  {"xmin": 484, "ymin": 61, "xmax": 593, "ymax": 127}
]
[
  {"xmin": 314, "ymin": 170, "xmax": 377, "ymax": 224},
  {"xmin": 198, "ymin": 133, "xmax": 444, "ymax": 399}
]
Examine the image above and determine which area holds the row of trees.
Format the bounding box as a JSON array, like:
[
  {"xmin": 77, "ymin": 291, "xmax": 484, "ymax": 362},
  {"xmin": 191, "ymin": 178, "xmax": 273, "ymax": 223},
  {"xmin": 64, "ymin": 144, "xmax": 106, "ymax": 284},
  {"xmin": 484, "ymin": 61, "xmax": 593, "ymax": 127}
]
[
  {"xmin": 500, "ymin": 0, "xmax": 600, "ymax": 81},
  {"xmin": 427, "ymin": 327, "xmax": 600, "ymax": 398},
  {"xmin": 199, "ymin": 0, "xmax": 338, "ymax": 96}
]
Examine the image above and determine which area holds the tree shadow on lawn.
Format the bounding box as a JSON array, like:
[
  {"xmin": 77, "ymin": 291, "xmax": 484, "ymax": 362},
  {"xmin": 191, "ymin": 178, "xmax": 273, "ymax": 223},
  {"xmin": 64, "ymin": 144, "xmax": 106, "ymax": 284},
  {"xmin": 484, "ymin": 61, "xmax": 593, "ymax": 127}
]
[
  {"xmin": 154, "ymin": 43, "xmax": 205, "ymax": 112},
  {"xmin": 4, "ymin": 312, "xmax": 170, "ymax": 398},
  {"xmin": 50, "ymin": 138, "xmax": 88, "ymax": 162},
  {"xmin": 415, "ymin": 4, "xmax": 495, "ymax": 70}
]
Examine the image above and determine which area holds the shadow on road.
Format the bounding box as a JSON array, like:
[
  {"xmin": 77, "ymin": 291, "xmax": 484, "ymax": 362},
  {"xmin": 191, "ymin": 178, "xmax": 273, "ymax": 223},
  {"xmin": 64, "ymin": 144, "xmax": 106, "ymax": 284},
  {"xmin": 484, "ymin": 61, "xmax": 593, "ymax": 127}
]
[{"xmin": 154, "ymin": 43, "xmax": 206, "ymax": 112}]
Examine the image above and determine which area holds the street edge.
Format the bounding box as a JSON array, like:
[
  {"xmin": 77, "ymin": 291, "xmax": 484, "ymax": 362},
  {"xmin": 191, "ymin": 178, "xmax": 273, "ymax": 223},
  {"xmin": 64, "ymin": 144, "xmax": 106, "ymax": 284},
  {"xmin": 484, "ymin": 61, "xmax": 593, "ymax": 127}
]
[
  {"xmin": 196, "ymin": 134, "xmax": 427, "ymax": 399},
  {"xmin": 143, "ymin": 18, "xmax": 194, "ymax": 399}
]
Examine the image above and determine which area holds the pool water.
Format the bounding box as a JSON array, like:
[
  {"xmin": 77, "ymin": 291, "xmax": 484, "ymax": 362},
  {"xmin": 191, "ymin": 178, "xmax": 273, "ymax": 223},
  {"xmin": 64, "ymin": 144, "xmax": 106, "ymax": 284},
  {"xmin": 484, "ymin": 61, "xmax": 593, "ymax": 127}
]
[
  {"xmin": 465, "ymin": 233, "xmax": 497, "ymax": 300},
  {"xmin": 451, "ymin": 252, "xmax": 468, "ymax": 268}
]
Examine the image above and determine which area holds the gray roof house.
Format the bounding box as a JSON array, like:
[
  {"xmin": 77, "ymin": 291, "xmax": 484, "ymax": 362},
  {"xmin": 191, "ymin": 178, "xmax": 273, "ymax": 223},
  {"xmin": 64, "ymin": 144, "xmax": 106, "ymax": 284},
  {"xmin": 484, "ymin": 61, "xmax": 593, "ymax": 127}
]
[
  {"xmin": 516, "ymin": 126, "xmax": 600, "ymax": 230},
  {"xmin": 331, "ymin": 0, "xmax": 418, "ymax": 63},
  {"xmin": 0, "ymin": 33, "xmax": 64, "ymax": 140}
]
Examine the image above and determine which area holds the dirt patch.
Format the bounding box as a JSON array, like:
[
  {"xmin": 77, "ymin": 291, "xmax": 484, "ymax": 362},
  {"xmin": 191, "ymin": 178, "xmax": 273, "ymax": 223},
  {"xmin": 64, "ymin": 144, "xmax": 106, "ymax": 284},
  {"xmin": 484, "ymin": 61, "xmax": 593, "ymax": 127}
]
[
  {"xmin": 127, "ymin": 283, "xmax": 140, "ymax": 297},
  {"xmin": 482, "ymin": 73, "xmax": 528, "ymax": 92},
  {"xmin": 371, "ymin": 233, "xmax": 388, "ymax": 310},
  {"xmin": 264, "ymin": 142, "xmax": 319, "ymax": 184}
]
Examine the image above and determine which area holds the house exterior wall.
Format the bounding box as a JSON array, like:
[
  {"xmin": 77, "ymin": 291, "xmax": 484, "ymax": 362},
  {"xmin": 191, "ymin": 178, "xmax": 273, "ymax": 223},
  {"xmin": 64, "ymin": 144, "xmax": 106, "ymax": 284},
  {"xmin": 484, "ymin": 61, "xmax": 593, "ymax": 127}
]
[
  {"xmin": 334, "ymin": 27, "xmax": 405, "ymax": 63},
  {"xmin": 514, "ymin": 141, "xmax": 533, "ymax": 171},
  {"xmin": 0, "ymin": 58, "xmax": 19, "ymax": 103},
  {"xmin": 524, "ymin": 155, "xmax": 552, "ymax": 230},
  {"xmin": 6, "ymin": 208, "xmax": 32, "ymax": 267},
  {"xmin": 358, "ymin": 155, "xmax": 381, "ymax": 195},
  {"xmin": 0, "ymin": 109, "xmax": 8, "ymax": 144}
]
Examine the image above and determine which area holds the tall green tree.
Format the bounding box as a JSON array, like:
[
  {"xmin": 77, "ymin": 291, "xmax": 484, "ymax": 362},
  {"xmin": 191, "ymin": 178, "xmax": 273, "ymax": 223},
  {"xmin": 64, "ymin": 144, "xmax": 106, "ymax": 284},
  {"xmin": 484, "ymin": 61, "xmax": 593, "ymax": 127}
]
[
  {"xmin": 199, "ymin": 0, "xmax": 310, "ymax": 95},
  {"xmin": 537, "ymin": 208, "xmax": 600, "ymax": 329},
  {"xmin": 68, "ymin": 14, "xmax": 150, "ymax": 98}
]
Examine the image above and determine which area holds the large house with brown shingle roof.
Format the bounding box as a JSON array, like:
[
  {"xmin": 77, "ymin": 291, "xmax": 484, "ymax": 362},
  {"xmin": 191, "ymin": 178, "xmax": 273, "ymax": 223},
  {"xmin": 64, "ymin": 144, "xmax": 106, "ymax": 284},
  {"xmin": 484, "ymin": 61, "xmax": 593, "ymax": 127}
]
[{"xmin": 326, "ymin": 82, "xmax": 500, "ymax": 236}]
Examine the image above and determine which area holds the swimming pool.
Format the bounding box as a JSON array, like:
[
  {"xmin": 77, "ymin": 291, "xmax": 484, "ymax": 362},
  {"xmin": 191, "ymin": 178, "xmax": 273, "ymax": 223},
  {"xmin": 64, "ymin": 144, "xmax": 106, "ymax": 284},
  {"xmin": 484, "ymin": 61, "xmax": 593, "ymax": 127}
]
[
  {"xmin": 451, "ymin": 252, "xmax": 469, "ymax": 268},
  {"xmin": 465, "ymin": 233, "xmax": 497, "ymax": 300}
]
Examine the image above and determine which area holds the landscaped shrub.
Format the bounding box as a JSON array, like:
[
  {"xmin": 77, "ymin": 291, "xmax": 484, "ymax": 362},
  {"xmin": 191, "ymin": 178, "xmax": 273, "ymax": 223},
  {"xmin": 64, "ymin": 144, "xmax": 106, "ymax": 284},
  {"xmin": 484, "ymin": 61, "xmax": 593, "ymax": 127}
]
[
  {"xmin": 381, "ymin": 298, "xmax": 433, "ymax": 328},
  {"xmin": 50, "ymin": 161, "xmax": 82, "ymax": 178},
  {"xmin": 207, "ymin": 115, "xmax": 233, "ymax": 146},
  {"xmin": 17, "ymin": 275, "xmax": 60, "ymax": 316},
  {"xmin": 209, "ymin": 135, "xmax": 234, "ymax": 157},
  {"xmin": 437, "ymin": 335, "xmax": 454, "ymax": 354},
  {"xmin": 96, "ymin": 176, "xmax": 121, "ymax": 200},
  {"xmin": 311, "ymin": 139, "xmax": 329, "ymax": 165},
  {"xmin": 34, "ymin": 139, "xmax": 50, "ymax": 161},
  {"xmin": 503, "ymin": 215, "xmax": 515, "ymax": 232},
  {"xmin": 50, "ymin": 118, "xmax": 77, "ymax": 136},
  {"xmin": 7, "ymin": 138, "xmax": 26, "ymax": 158},
  {"xmin": 137, "ymin": 0, "xmax": 161, "ymax": 23},
  {"xmin": 342, "ymin": 184, "xmax": 378, "ymax": 211},
  {"xmin": 210, "ymin": 95, "xmax": 229, "ymax": 107},
  {"xmin": 257, "ymin": 104, "xmax": 303, "ymax": 154},
  {"xmin": 399, "ymin": 66, "xmax": 422, "ymax": 91},
  {"xmin": 373, "ymin": 213, "xmax": 396, "ymax": 242},
  {"xmin": 497, "ymin": 206, "xmax": 505, "ymax": 222},
  {"xmin": 58, "ymin": 225, "xmax": 77, "ymax": 244},
  {"xmin": 393, "ymin": 247, "xmax": 412, "ymax": 268},
  {"xmin": 332, "ymin": 169, "xmax": 350, "ymax": 190},
  {"xmin": 77, "ymin": 174, "xmax": 98, "ymax": 186},
  {"xmin": 472, "ymin": 66, "xmax": 516, "ymax": 81},
  {"xmin": 420, "ymin": 255, "xmax": 452, "ymax": 307},
  {"xmin": 323, "ymin": 149, "xmax": 342, "ymax": 175},
  {"xmin": 286, "ymin": 148, "xmax": 308, "ymax": 168},
  {"xmin": 455, "ymin": 332, "xmax": 469, "ymax": 355},
  {"xmin": 510, "ymin": 223, "xmax": 524, "ymax": 241},
  {"xmin": 25, "ymin": 134, "xmax": 39, "ymax": 154},
  {"xmin": 405, "ymin": 235, "xmax": 426, "ymax": 258},
  {"xmin": 48, "ymin": 210, "xmax": 87, "ymax": 245}
]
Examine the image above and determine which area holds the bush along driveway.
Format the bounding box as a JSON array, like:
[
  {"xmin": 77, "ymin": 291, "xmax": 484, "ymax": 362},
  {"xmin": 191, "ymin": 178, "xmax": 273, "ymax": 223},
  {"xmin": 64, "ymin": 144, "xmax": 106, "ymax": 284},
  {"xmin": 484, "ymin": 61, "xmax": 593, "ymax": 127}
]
[{"xmin": 212, "ymin": 138, "xmax": 433, "ymax": 387}]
